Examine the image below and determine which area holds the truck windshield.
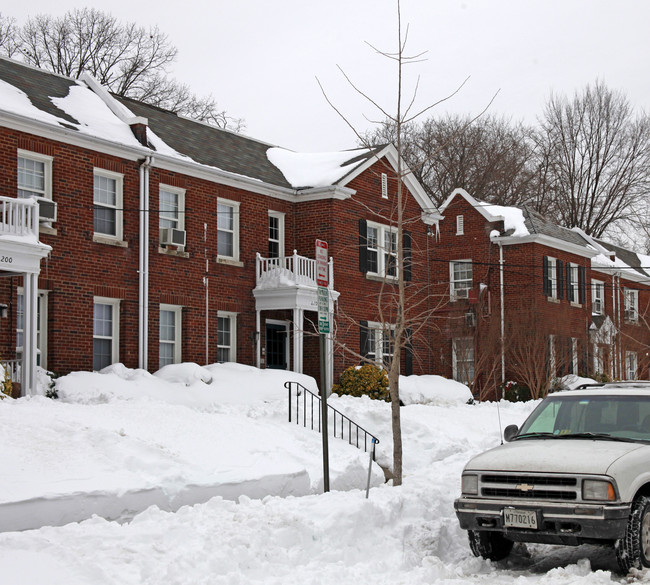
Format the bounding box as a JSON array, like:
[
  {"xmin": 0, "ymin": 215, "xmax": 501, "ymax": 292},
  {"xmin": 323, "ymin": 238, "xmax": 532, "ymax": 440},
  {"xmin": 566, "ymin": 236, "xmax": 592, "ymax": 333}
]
[{"xmin": 517, "ymin": 394, "xmax": 650, "ymax": 442}]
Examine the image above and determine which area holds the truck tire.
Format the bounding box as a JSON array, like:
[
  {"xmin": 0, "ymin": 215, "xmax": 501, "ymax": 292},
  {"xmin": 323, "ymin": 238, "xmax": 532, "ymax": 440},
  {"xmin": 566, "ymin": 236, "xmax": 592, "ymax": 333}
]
[
  {"xmin": 616, "ymin": 495, "xmax": 650, "ymax": 573},
  {"xmin": 468, "ymin": 529, "xmax": 513, "ymax": 561}
]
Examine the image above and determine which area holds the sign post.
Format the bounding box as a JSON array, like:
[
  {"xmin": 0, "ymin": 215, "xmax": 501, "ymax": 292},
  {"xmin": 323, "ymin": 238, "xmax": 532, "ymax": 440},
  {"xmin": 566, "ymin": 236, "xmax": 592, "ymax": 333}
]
[{"xmin": 316, "ymin": 239, "xmax": 330, "ymax": 492}]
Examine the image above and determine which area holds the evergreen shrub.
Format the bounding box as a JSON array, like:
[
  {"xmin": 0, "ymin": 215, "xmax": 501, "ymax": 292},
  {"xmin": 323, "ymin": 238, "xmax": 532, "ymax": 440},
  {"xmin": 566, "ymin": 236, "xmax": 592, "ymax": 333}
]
[{"xmin": 332, "ymin": 363, "xmax": 390, "ymax": 402}]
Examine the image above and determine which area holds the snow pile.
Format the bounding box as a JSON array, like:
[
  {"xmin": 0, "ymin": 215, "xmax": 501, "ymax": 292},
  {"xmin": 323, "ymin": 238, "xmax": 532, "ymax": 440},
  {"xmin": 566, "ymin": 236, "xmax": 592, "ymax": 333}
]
[
  {"xmin": 399, "ymin": 373, "xmax": 472, "ymax": 406},
  {"xmin": 267, "ymin": 147, "xmax": 370, "ymax": 188},
  {"xmin": 0, "ymin": 364, "xmax": 628, "ymax": 584},
  {"xmin": 480, "ymin": 202, "xmax": 529, "ymax": 236}
]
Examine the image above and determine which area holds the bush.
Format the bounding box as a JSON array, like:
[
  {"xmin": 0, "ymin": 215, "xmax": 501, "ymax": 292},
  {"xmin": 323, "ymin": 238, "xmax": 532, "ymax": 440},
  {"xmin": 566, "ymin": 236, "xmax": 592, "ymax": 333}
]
[
  {"xmin": 332, "ymin": 363, "xmax": 390, "ymax": 402},
  {"xmin": 0, "ymin": 365, "xmax": 12, "ymax": 399},
  {"xmin": 501, "ymin": 381, "xmax": 531, "ymax": 402}
]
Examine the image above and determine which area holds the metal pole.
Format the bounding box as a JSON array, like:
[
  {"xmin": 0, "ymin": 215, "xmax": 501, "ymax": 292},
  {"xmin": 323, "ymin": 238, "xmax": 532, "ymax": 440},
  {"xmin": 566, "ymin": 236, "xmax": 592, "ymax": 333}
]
[
  {"xmin": 320, "ymin": 333, "xmax": 330, "ymax": 492},
  {"xmin": 365, "ymin": 438, "xmax": 377, "ymax": 499}
]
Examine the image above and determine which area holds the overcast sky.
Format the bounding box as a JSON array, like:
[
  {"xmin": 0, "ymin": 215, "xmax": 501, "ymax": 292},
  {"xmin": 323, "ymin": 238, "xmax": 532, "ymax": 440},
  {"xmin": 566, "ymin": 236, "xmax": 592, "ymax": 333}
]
[{"xmin": 8, "ymin": 0, "xmax": 650, "ymax": 152}]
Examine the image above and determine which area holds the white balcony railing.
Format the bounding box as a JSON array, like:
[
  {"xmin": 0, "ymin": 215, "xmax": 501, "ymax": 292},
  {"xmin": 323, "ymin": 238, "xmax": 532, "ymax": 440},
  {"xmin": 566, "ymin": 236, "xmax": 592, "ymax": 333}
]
[
  {"xmin": 0, "ymin": 196, "xmax": 39, "ymax": 238},
  {"xmin": 256, "ymin": 251, "xmax": 334, "ymax": 290}
]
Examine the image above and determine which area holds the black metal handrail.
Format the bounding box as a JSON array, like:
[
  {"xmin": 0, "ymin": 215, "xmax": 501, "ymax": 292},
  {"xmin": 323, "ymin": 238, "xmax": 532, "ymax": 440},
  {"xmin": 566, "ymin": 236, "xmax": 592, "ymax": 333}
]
[{"xmin": 285, "ymin": 381, "xmax": 380, "ymax": 458}]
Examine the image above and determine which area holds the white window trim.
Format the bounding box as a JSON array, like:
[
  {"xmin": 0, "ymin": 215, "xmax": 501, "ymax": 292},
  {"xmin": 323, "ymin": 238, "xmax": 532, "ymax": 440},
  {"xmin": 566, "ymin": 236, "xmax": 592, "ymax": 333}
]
[
  {"xmin": 159, "ymin": 184, "xmax": 186, "ymax": 231},
  {"xmin": 93, "ymin": 296, "xmax": 120, "ymax": 370},
  {"xmin": 364, "ymin": 320, "xmax": 395, "ymax": 366},
  {"xmin": 450, "ymin": 259, "xmax": 472, "ymax": 300},
  {"xmin": 626, "ymin": 351, "xmax": 638, "ymax": 380},
  {"xmin": 366, "ymin": 220, "xmax": 398, "ymax": 279},
  {"xmin": 456, "ymin": 215, "xmax": 464, "ymax": 235},
  {"xmin": 217, "ymin": 198, "xmax": 240, "ymax": 262},
  {"xmin": 548, "ymin": 334, "xmax": 556, "ymax": 377},
  {"xmin": 624, "ymin": 288, "xmax": 639, "ymax": 323},
  {"xmin": 568, "ymin": 263, "xmax": 579, "ymax": 304},
  {"xmin": 93, "ymin": 168, "xmax": 124, "ymax": 241},
  {"xmin": 571, "ymin": 337, "xmax": 578, "ymax": 375},
  {"xmin": 547, "ymin": 256, "xmax": 558, "ymax": 300},
  {"xmin": 217, "ymin": 311, "xmax": 238, "ymax": 362},
  {"xmin": 159, "ymin": 304, "xmax": 182, "ymax": 367},
  {"xmin": 17, "ymin": 149, "xmax": 53, "ymax": 200},
  {"xmin": 268, "ymin": 210, "xmax": 285, "ymax": 258},
  {"xmin": 592, "ymin": 279, "xmax": 604, "ymax": 315},
  {"xmin": 452, "ymin": 337, "xmax": 474, "ymax": 385}
]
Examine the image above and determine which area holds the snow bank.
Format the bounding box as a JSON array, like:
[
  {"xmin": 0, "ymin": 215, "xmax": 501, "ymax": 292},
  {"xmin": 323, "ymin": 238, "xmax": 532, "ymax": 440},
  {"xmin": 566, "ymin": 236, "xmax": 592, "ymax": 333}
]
[{"xmin": 399, "ymin": 374, "xmax": 472, "ymax": 406}]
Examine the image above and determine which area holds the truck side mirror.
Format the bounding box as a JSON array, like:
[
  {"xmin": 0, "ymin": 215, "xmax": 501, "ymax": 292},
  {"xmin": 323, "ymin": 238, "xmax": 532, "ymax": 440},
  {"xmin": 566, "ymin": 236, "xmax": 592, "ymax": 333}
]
[{"xmin": 503, "ymin": 424, "xmax": 519, "ymax": 442}]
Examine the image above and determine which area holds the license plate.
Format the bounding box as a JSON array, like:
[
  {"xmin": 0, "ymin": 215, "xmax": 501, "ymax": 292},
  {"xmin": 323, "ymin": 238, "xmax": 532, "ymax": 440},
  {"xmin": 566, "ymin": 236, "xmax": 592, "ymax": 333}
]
[{"xmin": 503, "ymin": 508, "xmax": 538, "ymax": 529}]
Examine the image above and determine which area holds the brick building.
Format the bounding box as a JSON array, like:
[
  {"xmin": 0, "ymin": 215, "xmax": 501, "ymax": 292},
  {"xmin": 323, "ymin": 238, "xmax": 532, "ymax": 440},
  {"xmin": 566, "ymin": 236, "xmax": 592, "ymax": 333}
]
[
  {"xmin": 433, "ymin": 189, "xmax": 650, "ymax": 398},
  {"xmin": 0, "ymin": 57, "xmax": 441, "ymax": 394}
]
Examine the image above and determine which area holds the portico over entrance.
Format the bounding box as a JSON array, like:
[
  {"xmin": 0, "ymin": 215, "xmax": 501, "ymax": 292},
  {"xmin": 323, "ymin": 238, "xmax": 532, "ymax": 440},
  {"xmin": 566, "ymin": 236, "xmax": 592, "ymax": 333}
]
[
  {"xmin": 253, "ymin": 251, "xmax": 339, "ymax": 391},
  {"xmin": 0, "ymin": 197, "xmax": 51, "ymax": 395}
]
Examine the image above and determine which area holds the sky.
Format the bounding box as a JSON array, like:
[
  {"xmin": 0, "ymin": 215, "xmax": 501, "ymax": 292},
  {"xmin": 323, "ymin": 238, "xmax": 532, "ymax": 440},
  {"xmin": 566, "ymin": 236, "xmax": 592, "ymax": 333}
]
[
  {"xmin": 6, "ymin": 1, "xmax": 650, "ymax": 152},
  {"xmin": 2, "ymin": 361, "xmax": 620, "ymax": 584}
]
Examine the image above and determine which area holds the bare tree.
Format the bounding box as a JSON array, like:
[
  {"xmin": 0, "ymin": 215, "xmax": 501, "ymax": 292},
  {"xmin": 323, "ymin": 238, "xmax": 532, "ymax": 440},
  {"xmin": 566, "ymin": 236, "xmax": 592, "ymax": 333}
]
[
  {"xmin": 10, "ymin": 8, "xmax": 243, "ymax": 130},
  {"xmin": 363, "ymin": 114, "xmax": 539, "ymax": 208},
  {"xmin": 0, "ymin": 13, "xmax": 19, "ymax": 57},
  {"xmin": 534, "ymin": 81, "xmax": 650, "ymax": 239}
]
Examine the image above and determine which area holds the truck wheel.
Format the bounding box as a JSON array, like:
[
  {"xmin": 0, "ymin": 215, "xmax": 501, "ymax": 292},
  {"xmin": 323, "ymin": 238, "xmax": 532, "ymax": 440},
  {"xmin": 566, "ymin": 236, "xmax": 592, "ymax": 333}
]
[
  {"xmin": 616, "ymin": 495, "xmax": 650, "ymax": 573},
  {"xmin": 468, "ymin": 530, "xmax": 513, "ymax": 561}
]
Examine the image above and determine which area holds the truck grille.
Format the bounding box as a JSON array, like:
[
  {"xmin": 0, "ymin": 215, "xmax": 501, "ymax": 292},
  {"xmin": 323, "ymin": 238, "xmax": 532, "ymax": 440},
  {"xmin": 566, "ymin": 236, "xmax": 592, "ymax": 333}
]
[{"xmin": 479, "ymin": 473, "xmax": 579, "ymax": 501}]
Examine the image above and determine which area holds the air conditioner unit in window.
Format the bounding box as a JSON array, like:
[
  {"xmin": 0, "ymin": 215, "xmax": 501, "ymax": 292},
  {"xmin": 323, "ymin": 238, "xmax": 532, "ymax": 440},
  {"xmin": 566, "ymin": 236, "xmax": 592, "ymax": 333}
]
[
  {"xmin": 160, "ymin": 228, "xmax": 186, "ymax": 247},
  {"xmin": 455, "ymin": 287, "xmax": 469, "ymax": 299},
  {"xmin": 465, "ymin": 312, "xmax": 476, "ymax": 327},
  {"xmin": 36, "ymin": 198, "xmax": 57, "ymax": 222}
]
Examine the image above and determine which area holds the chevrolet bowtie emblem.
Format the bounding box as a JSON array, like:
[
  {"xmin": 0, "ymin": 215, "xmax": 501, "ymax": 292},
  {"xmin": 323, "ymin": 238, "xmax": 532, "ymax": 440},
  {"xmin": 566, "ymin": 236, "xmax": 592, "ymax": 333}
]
[{"xmin": 516, "ymin": 483, "xmax": 535, "ymax": 492}]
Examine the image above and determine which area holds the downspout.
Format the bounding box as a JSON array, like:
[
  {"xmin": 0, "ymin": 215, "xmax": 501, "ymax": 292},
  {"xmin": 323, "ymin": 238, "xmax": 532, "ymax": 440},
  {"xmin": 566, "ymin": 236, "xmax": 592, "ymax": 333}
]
[
  {"xmin": 491, "ymin": 233, "xmax": 506, "ymax": 396},
  {"xmin": 139, "ymin": 156, "xmax": 153, "ymax": 370}
]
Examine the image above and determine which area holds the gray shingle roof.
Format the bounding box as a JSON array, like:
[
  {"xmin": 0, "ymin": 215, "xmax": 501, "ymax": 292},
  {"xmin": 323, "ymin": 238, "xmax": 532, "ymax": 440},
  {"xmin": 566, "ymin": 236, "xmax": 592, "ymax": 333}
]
[{"xmin": 521, "ymin": 205, "xmax": 591, "ymax": 249}]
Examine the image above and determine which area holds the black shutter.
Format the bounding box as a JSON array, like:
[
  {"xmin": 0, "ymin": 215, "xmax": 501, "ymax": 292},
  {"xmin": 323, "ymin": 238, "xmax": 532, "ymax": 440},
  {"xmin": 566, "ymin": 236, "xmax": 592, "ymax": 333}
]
[
  {"xmin": 579, "ymin": 266, "xmax": 586, "ymax": 304},
  {"xmin": 359, "ymin": 220, "xmax": 368, "ymax": 273},
  {"xmin": 557, "ymin": 260, "xmax": 564, "ymax": 300},
  {"xmin": 566, "ymin": 263, "xmax": 573, "ymax": 301},
  {"xmin": 405, "ymin": 327, "xmax": 413, "ymax": 375},
  {"xmin": 360, "ymin": 320, "xmax": 369, "ymax": 359},
  {"xmin": 403, "ymin": 231, "xmax": 412, "ymax": 282},
  {"xmin": 543, "ymin": 256, "xmax": 550, "ymax": 296}
]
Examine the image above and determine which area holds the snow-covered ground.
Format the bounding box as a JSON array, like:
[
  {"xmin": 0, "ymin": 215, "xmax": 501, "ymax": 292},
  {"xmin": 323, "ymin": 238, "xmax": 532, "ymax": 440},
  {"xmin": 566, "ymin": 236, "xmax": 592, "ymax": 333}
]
[{"xmin": 0, "ymin": 364, "xmax": 637, "ymax": 584}]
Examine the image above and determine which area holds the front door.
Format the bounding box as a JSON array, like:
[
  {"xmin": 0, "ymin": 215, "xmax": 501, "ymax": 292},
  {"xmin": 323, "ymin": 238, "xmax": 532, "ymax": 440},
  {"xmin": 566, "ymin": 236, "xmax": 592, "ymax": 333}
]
[{"xmin": 266, "ymin": 323, "xmax": 287, "ymax": 369}]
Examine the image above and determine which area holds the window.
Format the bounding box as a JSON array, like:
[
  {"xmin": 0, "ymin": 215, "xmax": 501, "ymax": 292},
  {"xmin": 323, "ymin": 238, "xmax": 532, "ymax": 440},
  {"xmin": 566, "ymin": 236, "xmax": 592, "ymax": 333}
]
[
  {"xmin": 450, "ymin": 260, "xmax": 472, "ymax": 300},
  {"xmin": 456, "ymin": 215, "xmax": 464, "ymax": 235},
  {"xmin": 159, "ymin": 185, "xmax": 185, "ymax": 229},
  {"xmin": 592, "ymin": 280, "xmax": 604, "ymax": 315},
  {"xmin": 93, "ymin": 297, "xmax": 119, "ymax": 371},
  {"xmin": 217, "ymin": 312, "xmax": 237, "ymax": 362},
  {"xmin": 159, "ymin": 305, "xmax": 182, "ymax": 368},
  {"xmin": 268, "ymin": 211, "xmax": 285, "ymax": 259},
  {"xmin": 365, "ymin": 221, "xmax": 398, "ymax": 278},
  {"xmin": 453, "ymin": 338, "xmax": 474, "ymax": 386},
  {"xmin": 217, "ymin": 198, "xmax": 240, "ymax": 261},
  {"xmin": 361, "ymin": 321, "xmax": 394, "ymax": 366},
  {"xmin": 94, "ymin": 169, "xmax": 123, "ymax": 240},
  {"xmin": 543, "ymin": 256, "xmax": 566, "ymax": 300},
  {"xmin": 567, "ymin": 263, "xmax": 579, "ymax": 304},
  {"xmin": 17, "ymin": 150, "xmax": 52, "ymax": 200},
  {"xmin": 570, "ymin": 337, "xmax": 578, "ymax": 375},
  {"xmin": 16, "ymin": 289, "xmax": 48, "ymax": 368},
  {"xmin": 548, "ymin": 334, "xmax": 557, "ymax": 377},
  {"xmin": 626, "ymin": 351, "xmax": 638, "ymax": 380},
  {"xmin": 624, "ymin": 288, "xmax": 639, "ymax": 322}
]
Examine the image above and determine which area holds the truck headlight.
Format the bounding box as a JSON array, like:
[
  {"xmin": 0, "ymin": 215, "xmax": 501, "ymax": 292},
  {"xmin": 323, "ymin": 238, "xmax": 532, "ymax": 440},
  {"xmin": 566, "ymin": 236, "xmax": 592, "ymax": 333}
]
[
  {"xmin": 462, "ymin": 474, "xmax": 479, "ymax": 495},
  {"xmin": 583, "ymin": 479, "xmax": 616, "ymax": 501}
]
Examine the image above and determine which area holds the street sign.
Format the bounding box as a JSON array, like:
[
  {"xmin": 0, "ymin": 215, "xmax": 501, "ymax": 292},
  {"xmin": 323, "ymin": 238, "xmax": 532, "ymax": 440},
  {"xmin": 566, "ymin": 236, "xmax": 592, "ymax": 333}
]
[
  {"xmin": 318, "ymin": 286, "xmax": 330, "ymax": 334},
  {"xmin": 316, "ymin": 239, "xmax": 328, "ymax": 287}
]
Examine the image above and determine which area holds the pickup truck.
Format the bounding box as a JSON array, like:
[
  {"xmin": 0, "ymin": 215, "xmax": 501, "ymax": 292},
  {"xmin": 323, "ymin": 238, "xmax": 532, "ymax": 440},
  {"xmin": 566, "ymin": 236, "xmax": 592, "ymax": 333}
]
[{"xmin": 454, "ymin": 383, "xmax": 650, "ymax": 573}]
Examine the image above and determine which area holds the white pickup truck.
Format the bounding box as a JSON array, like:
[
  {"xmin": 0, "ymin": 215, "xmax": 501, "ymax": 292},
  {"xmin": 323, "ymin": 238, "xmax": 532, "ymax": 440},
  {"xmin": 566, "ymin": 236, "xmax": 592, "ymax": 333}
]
[{"xmin": 454, "ymin": 383, "xmax": 650, "ymax": 573}]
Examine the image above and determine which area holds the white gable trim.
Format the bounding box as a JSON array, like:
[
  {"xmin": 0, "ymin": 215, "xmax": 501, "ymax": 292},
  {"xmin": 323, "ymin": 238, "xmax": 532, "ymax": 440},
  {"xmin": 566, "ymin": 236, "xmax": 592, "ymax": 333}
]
[{"xmin": 439, "ymin": 188, "xmax": 503, "ymax": 223}]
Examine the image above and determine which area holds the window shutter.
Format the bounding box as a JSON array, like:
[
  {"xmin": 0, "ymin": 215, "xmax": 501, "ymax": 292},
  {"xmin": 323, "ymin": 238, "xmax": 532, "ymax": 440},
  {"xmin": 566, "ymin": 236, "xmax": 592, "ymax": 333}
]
[
  {"xmin": 359, "ymin": 220, "xmax": 368, "ymax": 273},
  {"xmin": 566, "ymin": 263, "xmax": 572, "ymax": 301},
  {"xmin": 360, "ymin": 320, "xmax": 369, "ymax": 359},
  {"xmin": 579, "ymin": 266, "xmax": 586, "ymax": 304},
  {"xmin": 405, "ymin": 328, "xmax": 413, "ymax": 376},
  {"xmin": 403, "ymin": 231, "xmax": 412, "ymax": 282},
  {"xmin": 557, "ymin": 260, "xmax": 564, "ymax": 300},
  {"xmin": 542, "ymin": 256, "xmax": 550, "ymax": 296}
]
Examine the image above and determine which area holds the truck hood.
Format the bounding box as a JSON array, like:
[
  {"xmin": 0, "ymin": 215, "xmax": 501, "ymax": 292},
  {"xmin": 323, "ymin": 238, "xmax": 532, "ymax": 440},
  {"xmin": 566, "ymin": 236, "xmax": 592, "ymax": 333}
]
[{"xmin": 465, "ymin": 438, "xmax": 647, "ymax": 475}]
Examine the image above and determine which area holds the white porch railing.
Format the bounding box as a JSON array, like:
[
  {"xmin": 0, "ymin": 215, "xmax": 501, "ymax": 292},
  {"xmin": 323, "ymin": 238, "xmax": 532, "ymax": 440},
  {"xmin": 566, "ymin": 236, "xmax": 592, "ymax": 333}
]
[
  {"xmin": 0, "ymin": 196, "xmax": 39, "ymax": 238},
  {"xmin": 256, "ymin": 251, "xmax": 334, "ymax": 289},
  {"xmin": 1, "ymin": 359, "xmax": 21, "ymax": 383}
]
